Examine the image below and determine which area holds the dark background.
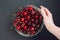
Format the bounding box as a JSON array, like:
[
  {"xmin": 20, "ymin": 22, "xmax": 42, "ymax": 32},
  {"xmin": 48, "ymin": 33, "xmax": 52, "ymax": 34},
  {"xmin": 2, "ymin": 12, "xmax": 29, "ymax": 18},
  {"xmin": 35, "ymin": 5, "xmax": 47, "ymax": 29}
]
[{"xmin": 0, "ymin": 0, "xmax": 60, "ymax": 40}]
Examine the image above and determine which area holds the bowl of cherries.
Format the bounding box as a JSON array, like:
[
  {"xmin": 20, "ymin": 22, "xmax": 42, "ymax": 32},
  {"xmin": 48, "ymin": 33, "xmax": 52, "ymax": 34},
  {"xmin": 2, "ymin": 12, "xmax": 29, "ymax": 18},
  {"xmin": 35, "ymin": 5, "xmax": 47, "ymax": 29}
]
[{"xmin": 12, "ymin": 5, "xmax": 43, "ymax": 37}]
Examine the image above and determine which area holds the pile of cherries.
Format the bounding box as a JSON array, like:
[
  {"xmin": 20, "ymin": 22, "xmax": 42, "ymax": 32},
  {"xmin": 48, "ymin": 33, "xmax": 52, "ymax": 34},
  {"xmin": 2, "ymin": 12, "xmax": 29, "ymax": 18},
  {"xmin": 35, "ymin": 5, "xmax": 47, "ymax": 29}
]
[{"xmin": 13, "ymin": 6, "xmax": 43, "ymax": 36}]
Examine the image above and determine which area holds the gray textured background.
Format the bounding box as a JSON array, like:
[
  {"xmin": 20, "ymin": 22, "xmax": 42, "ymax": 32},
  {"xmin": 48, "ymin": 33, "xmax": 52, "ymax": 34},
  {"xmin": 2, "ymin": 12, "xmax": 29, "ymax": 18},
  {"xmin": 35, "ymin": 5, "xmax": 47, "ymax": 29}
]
[{"xmin": 0, "ymin": 0, "xmax": 60, "ymax": 40}]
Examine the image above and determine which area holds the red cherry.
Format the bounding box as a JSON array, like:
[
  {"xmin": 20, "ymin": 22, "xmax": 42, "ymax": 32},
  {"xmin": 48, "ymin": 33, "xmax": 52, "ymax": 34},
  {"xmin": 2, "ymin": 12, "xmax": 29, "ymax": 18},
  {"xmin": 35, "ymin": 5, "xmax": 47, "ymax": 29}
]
[
  {"xmin": 35, "ymin": 19, "xmax": 39, "ymax": 25},
  {"xmin": 39, "ymin": 16, "xmax": 42, "ymax": 19},
  {"xmin": 31, "ymin": 19, "xmax": 34, "ymax": 23},
  {"xmin": 32, "ymin": 10, "xmax": 35, "ymax": 14},
  {"xmin": 16, "ymin": 25, "xmax": 21, "ymax": 30},
  {"xmin": 23, "ymin": 26, "xmax": 27, "ymax": 30},
  {"xmin": 25, "ymin": 20, "xmax": 28, "ymax": 23},
  {"xmin": 21, "ymin": 18, "xmax": 25, "ymax": 22},
  {"xmin": 30, "ymin": 27, "xmax": 35, "ymax": 31},
  {"xmin": 35, "ymin": 15, "xmax": 38, "ymax": 19},
  {"xmin": 23, "ymin": 12, "xmax": 27, "ymax": 16},
  {"xmin": 39, "ymin": 16, "xmax": 43, "ymax": 20},
  {"xmin": 31, "ymin": 31, "xmax": 35, "ymax": 34},
  {"xmin": 21, "ymin": 23, "xmax": 25, "ymax": 27},
  {"xmin": 28, "ymin": 22, "xmax": 31, "ymax": 26},
  {"xmin": 27, "ymin": 16, "xmax": 30, "ymax": 20},
  {"xmin": 28, "ymin": 6, "xmax": 33, "ymax": 11}
]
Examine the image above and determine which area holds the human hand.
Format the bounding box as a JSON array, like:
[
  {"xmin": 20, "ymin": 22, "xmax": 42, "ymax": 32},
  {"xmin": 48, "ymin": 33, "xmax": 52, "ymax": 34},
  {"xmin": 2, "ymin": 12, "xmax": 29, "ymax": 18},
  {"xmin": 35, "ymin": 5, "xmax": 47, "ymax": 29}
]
[
  {"xmin": 40, "ymin": 6, "xmax": 55, "ymax": 31},
  {"xmin": 40, "ymin": 6, "xmax": 60, "ymax": 40}
]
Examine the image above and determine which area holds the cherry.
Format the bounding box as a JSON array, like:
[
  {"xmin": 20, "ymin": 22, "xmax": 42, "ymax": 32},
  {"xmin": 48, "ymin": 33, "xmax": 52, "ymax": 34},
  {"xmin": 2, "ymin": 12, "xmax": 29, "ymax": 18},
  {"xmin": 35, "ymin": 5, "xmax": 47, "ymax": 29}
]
[
  {"xmin": 16, "ymin": 25, "xmax": 21, "ymax": 30},
  {"xmin": 21, "ymin": 17, "xmax": 25, "ymax": 22},
  {"xmin": 30, "ymin": 27, "xmax": 35, "ymax": 31},
  {"xmin": 28, "ymin": 6, "xmax": 33, "ymax": 11},
  {"xmin": 35, "ymin": 15, "xmax": 38, "ymax": 19},
  {"xmin": 32, "ymin": 10, "xmax": 35, "ymax": 15},
  {"xmin": 31, "ymin": 31, "xmax": 35, "ymax": 34},
  {"xmin": 25, "ymin": 20, "xmax": 28, "ymax": 23},
  {"xmin": 27, "ymin": 15, "xmax": 30, "ymax": 20},
  {"xmin": 35, "ymin": 19, "xmax": 39, "ymax": 25},
  {"xmin": 28, "ymin": 22, "xmax": 31, "ymax": 26},
  {"xmin": 23, "ymin": 25, "xmax": 27, "ymax": 30},
  {"xmin": 23, "ymin": 12, "xmax": 27, "ymax": 16},
  {"xmin": 31, "ymin": 19, "xmax": 34, "ymax": 23}
]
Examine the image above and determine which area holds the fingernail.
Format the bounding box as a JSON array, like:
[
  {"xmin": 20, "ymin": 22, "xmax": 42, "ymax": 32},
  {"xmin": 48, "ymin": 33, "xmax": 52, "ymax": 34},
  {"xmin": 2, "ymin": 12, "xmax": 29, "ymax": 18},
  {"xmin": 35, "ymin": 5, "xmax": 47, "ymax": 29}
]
[{"xmin": 40, "ymin": 5, "xmax": 43, "ymax": 9}]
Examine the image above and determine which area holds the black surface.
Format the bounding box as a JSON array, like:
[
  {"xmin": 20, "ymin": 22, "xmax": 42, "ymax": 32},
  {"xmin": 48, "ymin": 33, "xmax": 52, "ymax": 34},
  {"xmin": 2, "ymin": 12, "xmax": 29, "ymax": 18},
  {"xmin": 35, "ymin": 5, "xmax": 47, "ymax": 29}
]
[{"xmin": 0, "ymin": 0, "xmax": 60, "ymax": 40}]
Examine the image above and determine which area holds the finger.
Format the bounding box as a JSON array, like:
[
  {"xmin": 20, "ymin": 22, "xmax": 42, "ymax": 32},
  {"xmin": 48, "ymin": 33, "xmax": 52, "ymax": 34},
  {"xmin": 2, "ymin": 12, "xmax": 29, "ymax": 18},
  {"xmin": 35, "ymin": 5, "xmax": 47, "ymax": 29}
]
[
  {"xmin": 43, "ymin": 6, "xmax": 52, "ymax": 16},
  {"xmin": 40, "ymin": 6, "xmax": 47, "ymax": 18}
]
